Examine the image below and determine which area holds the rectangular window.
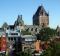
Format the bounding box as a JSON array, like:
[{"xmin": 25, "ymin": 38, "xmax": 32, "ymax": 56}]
[
  {"xmin": 8, "ymin": 38, "xmax": 10, "ymax": 40},
  {"xmin": 11, "ymin": 38, "xmax": 13, "ymax": 41},
  {"xmin": 25, "ymin": 38, "xmax": 32, "ymax": 41},
  {"xmin": 11, "ymin": 33, "xmax": 18, "ymax": 35},
  {"xmin": 18, "ymin": 38, "xmax": 20, "ymax": 41}
]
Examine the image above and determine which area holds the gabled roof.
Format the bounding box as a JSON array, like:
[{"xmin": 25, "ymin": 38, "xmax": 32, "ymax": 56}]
[
  {"xmin": 8, "ymin": 25, "xmax": 14, "ymax": 29},
  {"xmin": 36, "ymin": 5, "xmax": 45, "ymax": 14},
  {"xmin": 33, "ymin": 5, "xmax": 49, "ymax": 18}
]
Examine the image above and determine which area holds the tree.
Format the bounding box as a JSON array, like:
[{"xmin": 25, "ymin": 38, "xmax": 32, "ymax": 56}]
[
  {"xmin": 21, "ymin": 31, "xmax": 31, "ymax": 35},
  {"xmin": 2, "ymin": 22, "xmax": 8, "ymax": 29},
  {"xmin": 40, "ymin": 41, "xmax": 60, "ymax": 56},
  {"xmin": 6, "ymin": 53, "xmax": 10, "ymax": 56},
  {"xmin": 16, "ymin": 51, "xmax": 32, "ymax": 56},
  {"xmin": 36, "ymin": 27, "xmax": 57, "ymax": 41}
]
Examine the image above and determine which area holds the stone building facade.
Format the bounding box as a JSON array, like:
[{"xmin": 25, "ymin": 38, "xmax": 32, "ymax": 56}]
[
  {"xmin": 33, "ymin": 5, "xmax": 49, "ymax": 28},
  {"xmin": 14, "ymin": 15, "xmax": 40, "ymax": 33},
  {"xmin": 2, "ymin": 5, "xmax": 49, "ymax": 33}
]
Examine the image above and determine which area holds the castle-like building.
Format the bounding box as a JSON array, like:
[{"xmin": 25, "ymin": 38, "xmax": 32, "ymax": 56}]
[
  {"xmin": 2, "ymin": 5, "xmax": 49, "ymax": 33},
  {"xmin": 33, "ymin": 5, "xmax": 49, "ymax": 28}
]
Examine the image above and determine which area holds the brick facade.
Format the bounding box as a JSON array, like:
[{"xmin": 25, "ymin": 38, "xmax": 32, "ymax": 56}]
[
  {"xmin": 0, "ymin": 36, "xmax": 7, "ymax": 51},
  {"xmin": 33, "ymin": 5, "xmax": 49, "ymax": 28}
]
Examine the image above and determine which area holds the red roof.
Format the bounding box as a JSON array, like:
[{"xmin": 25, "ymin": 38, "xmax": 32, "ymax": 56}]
[{"xmin": 53, "ymin": 38, "xmax": 60, "ymax": 41}]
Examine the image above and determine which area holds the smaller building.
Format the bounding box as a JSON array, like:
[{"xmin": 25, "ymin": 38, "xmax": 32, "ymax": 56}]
[
  {"xmin": 35, "ymin": 40, "xmax": 50, "ymax": 51},
  {"xmin": 21, "ymin": 35, "xmax": 37, "ymax": 52},
  {"xmin": 6, "ymin": 29, "xmax": 22, "ymax": 52},
  {"xmin": 35, "ymin": 40, "xmax": 50, "ymax": 56},
  {"xmin": 52, "ymin": 38, "xmax": 60, "ymax": 42},
  {"xmin": 0, "ymin": 29, "xmax": 7, "ymax": 53}
]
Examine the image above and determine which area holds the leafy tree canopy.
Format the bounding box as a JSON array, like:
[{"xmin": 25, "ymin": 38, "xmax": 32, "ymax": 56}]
[
  {"xmin": 21, "ymin": 31, "xmax": 31, "ymax": 35},
  {"xmin": 36, "ymin": 27, "xmax": 57, "ymax": 41},
  {"xmin": 16, "ymin": 51, "xmax": 32, "ymax": 56},
  {"xmin": 41, "ymin": 41, "xmax": 60, "ymax": 56},
  {"xmin": 2, "ymin": 22, "xmax": 8, "ymax": 28}
]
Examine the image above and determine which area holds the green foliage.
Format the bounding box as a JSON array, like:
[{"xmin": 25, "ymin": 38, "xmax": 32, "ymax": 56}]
[
  {"xmin": 0, "ymin": 54, "xmax": 2, "ymax": 56},
  {"xmin": 2, "ymin": 22, "xmax": 8, "ymax": 28},
  {"xmin": 21, "ymin": 31, "xmax": 31, "ymax": 35},
  {"xmin": 36, "ymin": 27, "xmax": 57, "ymax": 41},
  {"xmin": 36, "ymin": 33, "xmax": 41, "ymax": 40},
  {"xmin": 16, "ymin": 51, "xmax": 32, "ymax": 56},
  {"xmin": 41, "ymin": 41, "xmax": 60, "ymax": 56},
  {"xmin": 6, "ymin": 53, "xmax": 10, "ymax": 56}
]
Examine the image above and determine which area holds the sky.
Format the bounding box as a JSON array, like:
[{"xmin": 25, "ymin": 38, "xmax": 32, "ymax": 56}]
[{"xmin": 0, "ymin": 0, "xmax": 60, "ymax": 29}]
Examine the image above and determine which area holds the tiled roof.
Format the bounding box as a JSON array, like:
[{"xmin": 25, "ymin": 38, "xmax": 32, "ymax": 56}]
[{"xmin": 53, "ymin": 38, "xmax": 60, "ymax": 42}]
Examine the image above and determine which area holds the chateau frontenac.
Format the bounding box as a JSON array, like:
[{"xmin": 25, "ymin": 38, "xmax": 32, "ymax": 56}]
[{"xmin": 2, "ymin": 5, "xmax": 49, "ymax": 34}]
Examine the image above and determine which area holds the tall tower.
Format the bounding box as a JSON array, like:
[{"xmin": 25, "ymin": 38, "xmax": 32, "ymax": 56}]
[
  {"xmin": 14, "ymin": 15, "xmax": 24, "ymax": 26},
  {"xmin": 33, "ymin": 5, "xmax": 49, "ymax": 28}
]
